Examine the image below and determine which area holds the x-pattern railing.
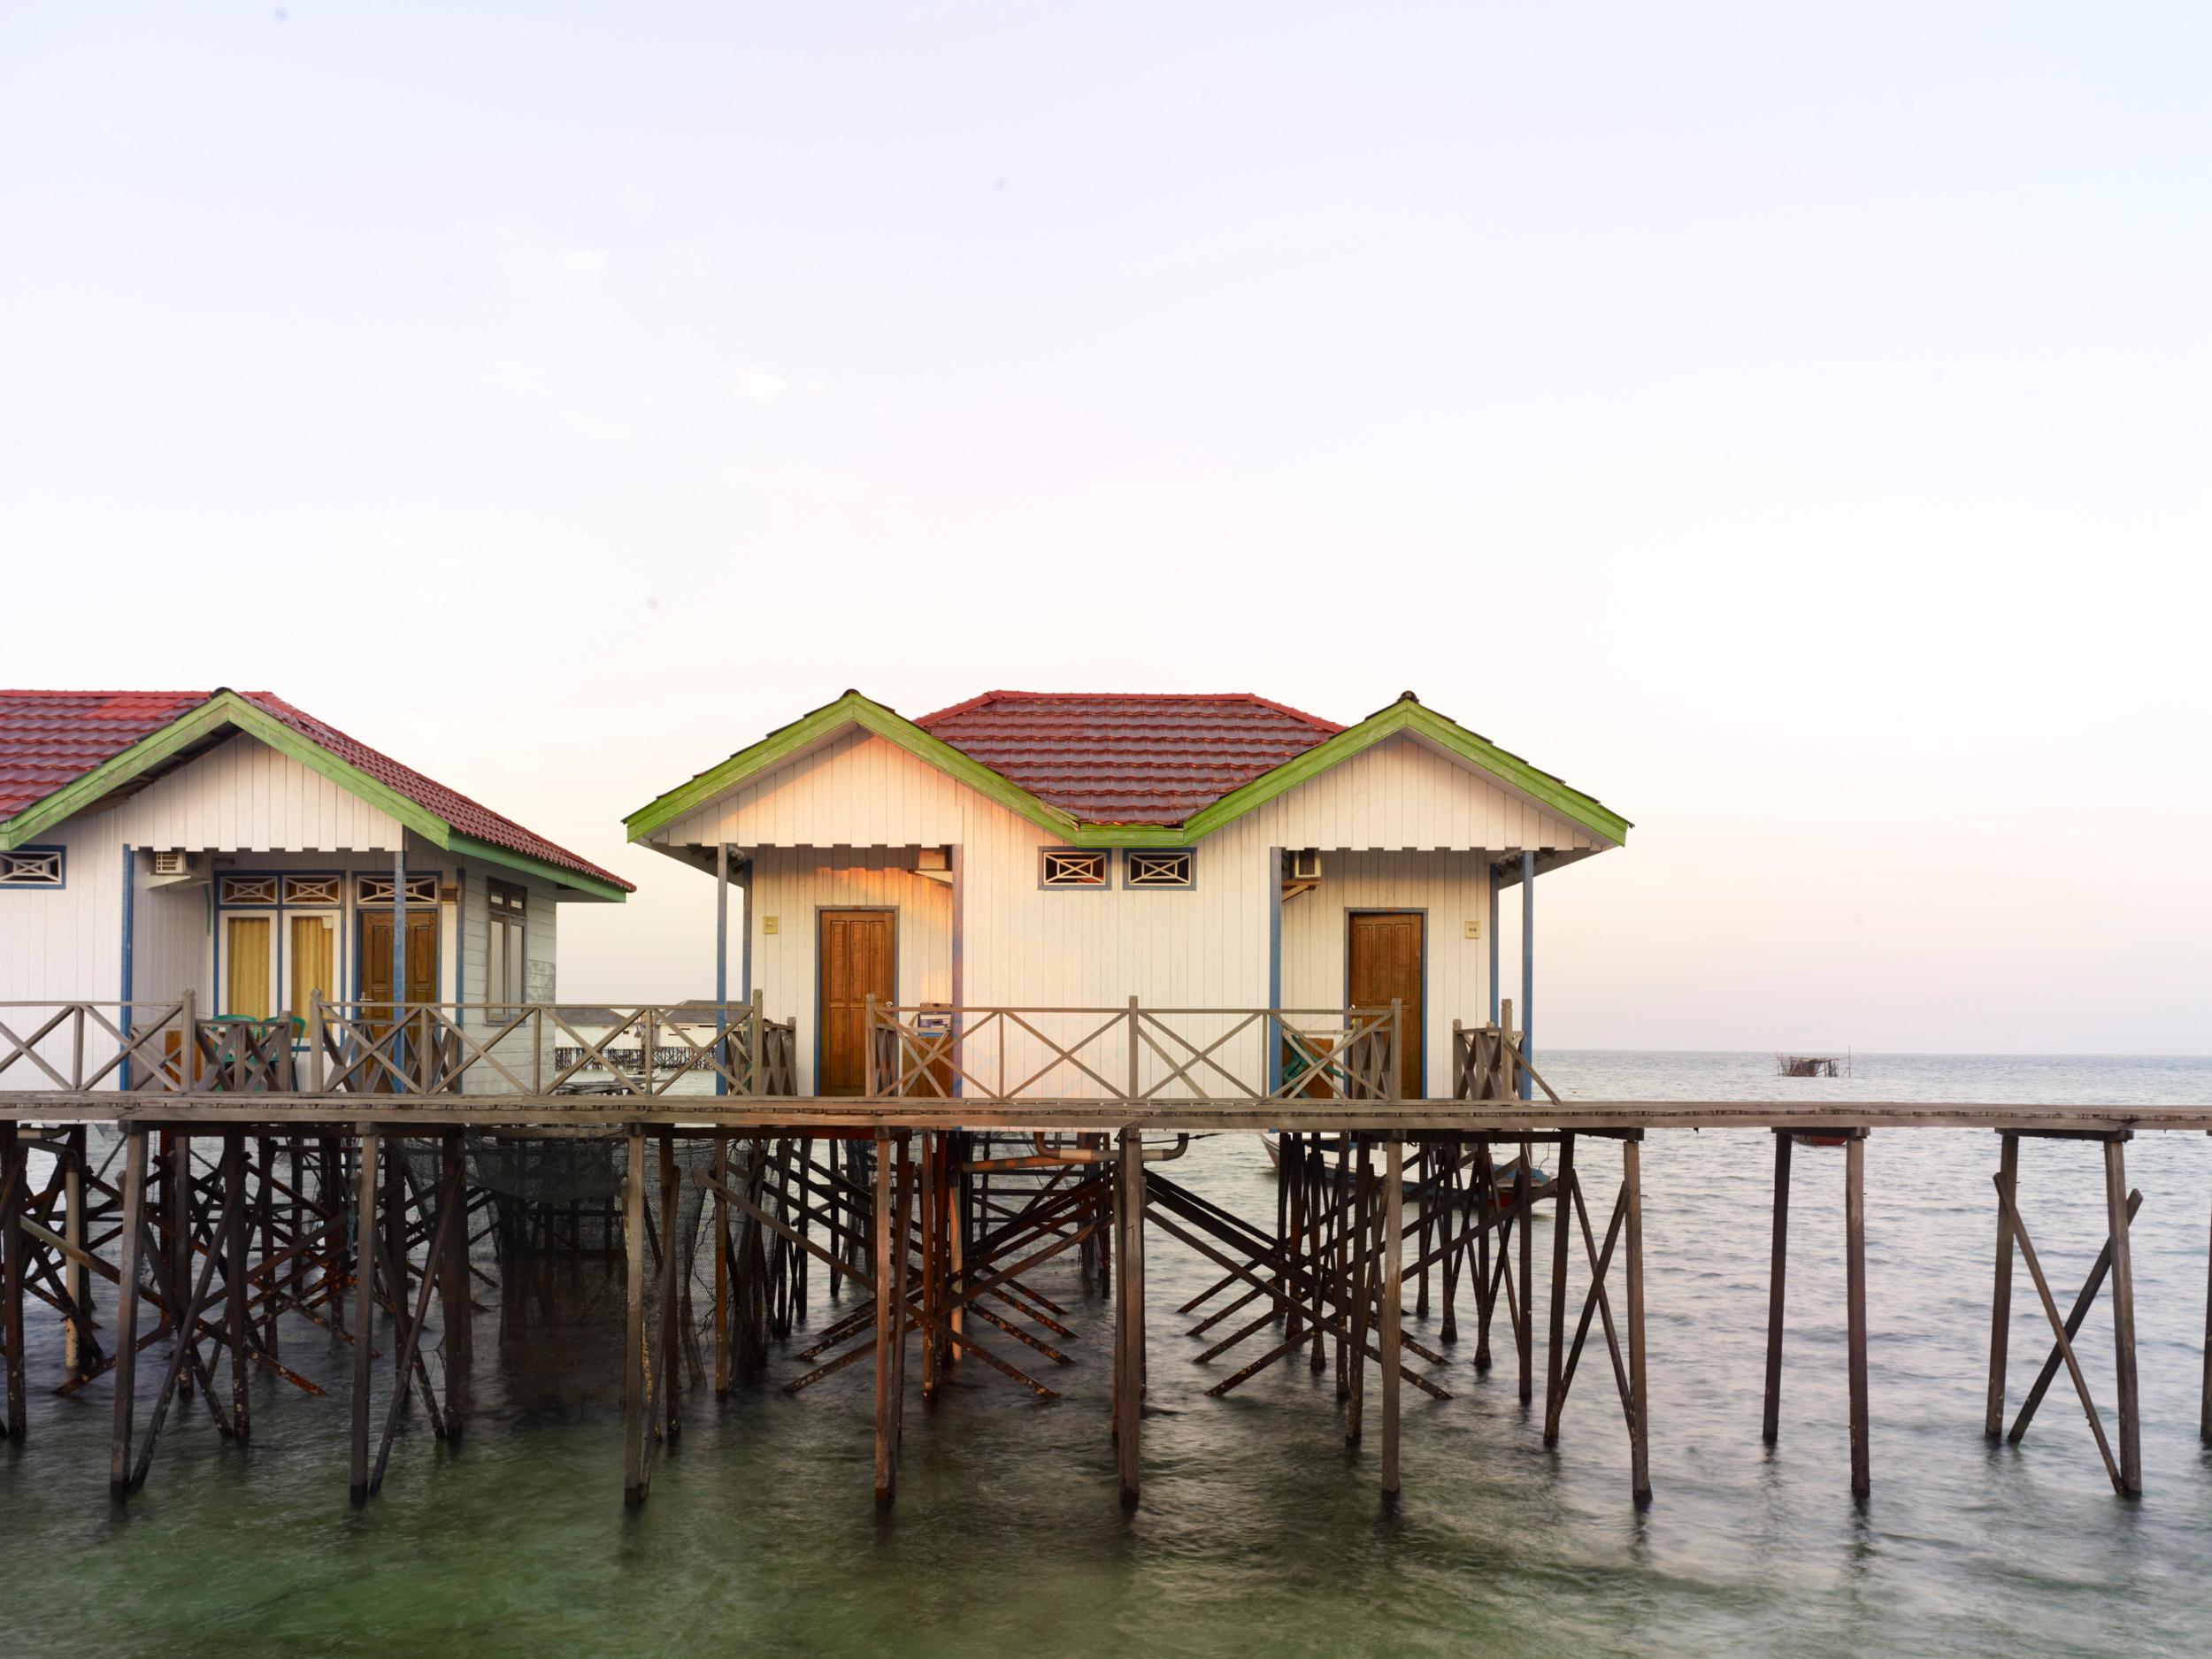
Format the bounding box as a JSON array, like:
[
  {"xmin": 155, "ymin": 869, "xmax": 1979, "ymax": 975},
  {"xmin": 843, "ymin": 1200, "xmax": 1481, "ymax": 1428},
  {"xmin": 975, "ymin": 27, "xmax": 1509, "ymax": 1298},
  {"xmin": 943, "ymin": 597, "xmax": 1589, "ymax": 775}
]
[
  {"xmin": 0, "ymin": 1001, "xmax": 195, "ymax": 1094},
  {"xmin": 865, "ymin": 1000, "xmax": 1406, "ymax": 1105}
]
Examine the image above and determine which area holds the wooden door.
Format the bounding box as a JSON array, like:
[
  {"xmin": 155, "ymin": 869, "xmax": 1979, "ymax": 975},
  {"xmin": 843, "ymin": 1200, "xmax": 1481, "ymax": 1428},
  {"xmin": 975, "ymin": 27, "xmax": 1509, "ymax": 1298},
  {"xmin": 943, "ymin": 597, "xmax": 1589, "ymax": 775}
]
[
  {"xmin": 1348, "ymin": 911, "xmax": 1424, "ymax": 1099},
  {"xmin": 360, "ymin": 910, "xmax": 439, "ymax": 1017},
  {"xmin": 818, "ymin": 910, "xmax": 895, "ymax": 1097}
]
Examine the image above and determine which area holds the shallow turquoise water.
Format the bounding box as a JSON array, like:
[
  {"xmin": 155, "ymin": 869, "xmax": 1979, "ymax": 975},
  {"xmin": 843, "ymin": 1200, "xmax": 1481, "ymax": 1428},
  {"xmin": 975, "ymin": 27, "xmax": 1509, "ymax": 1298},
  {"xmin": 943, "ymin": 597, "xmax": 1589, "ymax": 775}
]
[{"xmin": 6, "ymin": 1052, "xmax": 2212, "ymax": 1657}]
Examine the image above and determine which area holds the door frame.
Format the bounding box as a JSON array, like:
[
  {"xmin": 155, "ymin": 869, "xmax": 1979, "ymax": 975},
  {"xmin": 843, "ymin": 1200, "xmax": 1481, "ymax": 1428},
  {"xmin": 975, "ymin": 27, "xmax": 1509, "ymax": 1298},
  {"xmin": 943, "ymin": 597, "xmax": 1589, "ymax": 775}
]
[
  {"xmin": 1342, "ymin": 907, "xmax": 1427, "ymax": 1099},
  {"xmin": 355, "ymin": 905, "xmax": 442, "ymax": 1009},
  {"xmin": 813, "ymin": 904, "xmax": 900, "ymax": 1096}
]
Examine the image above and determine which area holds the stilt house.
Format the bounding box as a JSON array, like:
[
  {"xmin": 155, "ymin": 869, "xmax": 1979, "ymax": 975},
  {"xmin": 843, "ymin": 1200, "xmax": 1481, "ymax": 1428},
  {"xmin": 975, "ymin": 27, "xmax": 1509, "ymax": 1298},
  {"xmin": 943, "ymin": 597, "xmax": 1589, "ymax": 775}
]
[
  {"xmin": 0, "ymin": 689, "xmax": 629, "ymax": 1080},
  {"xmin": 626, "ymin": 690, "xmax": 1627, "ymax": 1100}
]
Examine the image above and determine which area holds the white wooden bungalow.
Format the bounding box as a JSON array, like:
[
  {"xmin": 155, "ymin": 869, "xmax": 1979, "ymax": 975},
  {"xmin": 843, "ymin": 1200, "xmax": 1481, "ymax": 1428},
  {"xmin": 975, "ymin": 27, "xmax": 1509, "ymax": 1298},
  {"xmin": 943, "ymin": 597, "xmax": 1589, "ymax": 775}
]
[
  {"xmin": 626, "ymin": 690, "xmax": 1627, "ymax": 1102},
  {"xmin": 0, "ymin": 688, "xmax": 629, "ymax": 1085}
]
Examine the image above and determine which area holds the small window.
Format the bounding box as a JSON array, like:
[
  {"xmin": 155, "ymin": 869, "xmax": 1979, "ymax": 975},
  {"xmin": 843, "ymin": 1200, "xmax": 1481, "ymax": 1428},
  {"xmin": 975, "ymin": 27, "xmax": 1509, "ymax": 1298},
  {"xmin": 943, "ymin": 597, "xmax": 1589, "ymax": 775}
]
[
  {"xmin": 359, "ymin": 873, "xmax": 439, "ymax": 907},
  {"xmin": 0, "ymin": 847, "xmax": 64, "ymax": 890},
  {"xmin": 487, "ymin": 879, "xmax": 527, "ymax": 1010},
  {"xmin": 218, "ymin": 874, "xmax": 279, "ymax": 906},
  {"xmin": 283, "ymin": 874, "xmax": 341, "ymax": 906},
  {"xmin": 1124, "ymin": 850, "xmax": 1194, "ymax": 889},
  {"xmin": 1041, "ymin": 849, "xmax": 1110, "ymax": 888}
]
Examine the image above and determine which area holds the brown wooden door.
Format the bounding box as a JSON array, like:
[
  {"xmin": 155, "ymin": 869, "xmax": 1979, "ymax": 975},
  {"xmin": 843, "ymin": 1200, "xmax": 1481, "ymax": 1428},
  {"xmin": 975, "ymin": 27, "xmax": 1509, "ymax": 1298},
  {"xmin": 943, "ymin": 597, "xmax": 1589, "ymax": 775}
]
[
  {"xmin": 818, "ymin": 910, "xmax": 895, "ymax": 1096},
  {"xmin": 1348, "ymin": 911, "xmax": 1424, "ymax": 1099},
  {"xmin": 360, "ymin": 910, "xmax": 439, "ymax": 1016}
]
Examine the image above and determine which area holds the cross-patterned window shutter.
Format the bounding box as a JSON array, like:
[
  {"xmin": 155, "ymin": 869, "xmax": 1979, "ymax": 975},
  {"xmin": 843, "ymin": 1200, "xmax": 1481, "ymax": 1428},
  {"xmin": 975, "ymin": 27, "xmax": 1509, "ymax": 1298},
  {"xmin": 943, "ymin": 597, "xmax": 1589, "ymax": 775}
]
[
  {"xmin": 1041, "ymin": 849, "xmax": 1110, "ymax": 888},
  {"xmin": 0, "ymin": 848, "xmax": 65, "ymax": 889},
  {"xmin": 1124, "ymin": 850, "xmax": 1194, "ymax": 889}
]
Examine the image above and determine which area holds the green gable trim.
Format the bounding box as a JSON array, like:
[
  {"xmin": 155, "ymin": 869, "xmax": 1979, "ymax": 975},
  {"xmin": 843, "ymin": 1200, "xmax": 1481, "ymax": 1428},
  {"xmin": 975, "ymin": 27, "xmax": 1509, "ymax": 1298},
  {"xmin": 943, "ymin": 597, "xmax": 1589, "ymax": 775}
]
[
  {"xmin": 626, "ymin": 691, "xmax": 1626, "ymax": 853},
  {"xmin": 1, "ymin": 691, "xmax": 626, "ymax": 900},
  {"xmin": 448, "ymin": 833, "xmax": 631, "ymax": 902},
  {"xmin": 624, "ymin": 690, "xmax": 1084, "ymax": 845},
  {"xmin": 1181, "ymin": 699, "xmax": 1631, "ymax": 848}
]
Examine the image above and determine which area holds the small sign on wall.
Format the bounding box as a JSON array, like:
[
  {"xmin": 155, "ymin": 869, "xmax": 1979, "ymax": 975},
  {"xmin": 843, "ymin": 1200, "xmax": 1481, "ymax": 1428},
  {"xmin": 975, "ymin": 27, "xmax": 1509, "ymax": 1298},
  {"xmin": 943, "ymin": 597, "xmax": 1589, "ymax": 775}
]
[{"xmin": 763, "ymin": 915, "xmax": 780, "ymax": 935}]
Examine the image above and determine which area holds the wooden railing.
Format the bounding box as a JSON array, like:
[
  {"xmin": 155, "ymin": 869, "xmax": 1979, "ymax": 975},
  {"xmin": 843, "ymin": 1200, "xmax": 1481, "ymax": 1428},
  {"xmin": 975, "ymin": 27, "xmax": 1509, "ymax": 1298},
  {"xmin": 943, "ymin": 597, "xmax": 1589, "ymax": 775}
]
[
  {"xmin": 1449, "ymin": 1000, "xmax": 1557, "ymax": 1104},
  {"xmin": 864, "ymin": 999, "xmax": 1404, "ymax": 1104},
  {"xmin": 311, "ymin": 998, "xmax": 798, "ymax": 1099}
]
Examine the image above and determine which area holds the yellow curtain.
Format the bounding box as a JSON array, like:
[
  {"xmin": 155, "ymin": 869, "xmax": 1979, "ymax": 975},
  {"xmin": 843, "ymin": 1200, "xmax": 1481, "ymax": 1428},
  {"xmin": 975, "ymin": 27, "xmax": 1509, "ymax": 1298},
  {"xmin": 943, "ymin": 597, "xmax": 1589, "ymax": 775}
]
[
  {"xmin": 226, "ymin": 917, "xmax": 273, "ymax": 1019},
  {"xmin": 290, "ymin": 916, "xmax": 335, "ymax": 1016}
]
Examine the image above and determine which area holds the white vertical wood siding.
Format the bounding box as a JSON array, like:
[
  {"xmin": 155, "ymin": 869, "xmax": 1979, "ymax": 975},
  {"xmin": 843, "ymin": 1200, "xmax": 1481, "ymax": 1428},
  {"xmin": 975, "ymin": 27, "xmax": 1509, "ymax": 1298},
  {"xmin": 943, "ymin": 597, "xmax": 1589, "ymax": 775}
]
[
  {"xmin": 1278, "ymin": 851, "xmax": 1494, "ymax": 1099},
  {"xmin": 1234, "ymin": 732, "xmax": 1609, "ymax": 853},
  {"xmin": 663, "ymin": 730, "xmax": 969, "ymax": 849},
  {"xmin": 109, "ymin": 732, "xmax": 406, "ymax": 852},
  {"xmin": 0, "ymin": 812, "xmax": 126, "ymax": 1008}
]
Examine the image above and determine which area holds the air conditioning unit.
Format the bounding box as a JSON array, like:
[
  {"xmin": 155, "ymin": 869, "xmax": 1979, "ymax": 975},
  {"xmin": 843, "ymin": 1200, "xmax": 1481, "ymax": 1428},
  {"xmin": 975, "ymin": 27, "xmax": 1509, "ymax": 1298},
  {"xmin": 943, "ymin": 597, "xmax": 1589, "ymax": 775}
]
[
  {"xmin": 146, "ymin": 849, "xmax": 205, "ymax": 888},
  {"xmin": 1288, "ymin": 849, "xmax": 1323, "ymax": 882}
]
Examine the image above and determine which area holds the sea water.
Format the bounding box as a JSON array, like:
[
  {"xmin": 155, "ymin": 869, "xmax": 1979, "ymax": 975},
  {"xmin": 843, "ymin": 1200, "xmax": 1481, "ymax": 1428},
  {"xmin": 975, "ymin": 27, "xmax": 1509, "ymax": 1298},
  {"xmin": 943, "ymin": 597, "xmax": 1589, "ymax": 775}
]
[{"xmin": 4, "ymin": 1052, "xmax": 2209, "ymax": 1657}]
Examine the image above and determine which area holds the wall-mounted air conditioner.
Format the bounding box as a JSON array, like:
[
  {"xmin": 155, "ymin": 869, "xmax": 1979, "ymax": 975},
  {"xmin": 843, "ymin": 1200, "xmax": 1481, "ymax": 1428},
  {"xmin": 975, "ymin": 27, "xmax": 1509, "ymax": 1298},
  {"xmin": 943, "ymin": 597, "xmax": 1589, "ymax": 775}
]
[
  {"xmin": 1288, "ymin": 849, "xmax": 1323, "ymax": 882},
  {"xmin": 146, "ymin": 849, "xmax": 204, "ymax": 888}
]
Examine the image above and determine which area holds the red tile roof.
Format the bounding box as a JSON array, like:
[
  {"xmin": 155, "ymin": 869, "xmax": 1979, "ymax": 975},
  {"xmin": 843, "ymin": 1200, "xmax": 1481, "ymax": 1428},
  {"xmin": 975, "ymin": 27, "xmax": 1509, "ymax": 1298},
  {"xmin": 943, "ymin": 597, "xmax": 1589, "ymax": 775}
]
[
  {"xmin": 916, "ymin": 692, "xmax": 1344, "ymax": 826},
  {"xmin": 0, "ymin": 689, "xmax": 631, "ymax": 891}
]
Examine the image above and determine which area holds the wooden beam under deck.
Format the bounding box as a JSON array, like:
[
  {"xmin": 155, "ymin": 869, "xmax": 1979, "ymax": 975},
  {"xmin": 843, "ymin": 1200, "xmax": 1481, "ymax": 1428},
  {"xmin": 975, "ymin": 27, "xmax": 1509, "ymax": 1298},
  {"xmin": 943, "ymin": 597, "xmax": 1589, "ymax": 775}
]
[{"xmin": 8, "ymin": 1095, "xmax": 2212, "ymax": 1135}]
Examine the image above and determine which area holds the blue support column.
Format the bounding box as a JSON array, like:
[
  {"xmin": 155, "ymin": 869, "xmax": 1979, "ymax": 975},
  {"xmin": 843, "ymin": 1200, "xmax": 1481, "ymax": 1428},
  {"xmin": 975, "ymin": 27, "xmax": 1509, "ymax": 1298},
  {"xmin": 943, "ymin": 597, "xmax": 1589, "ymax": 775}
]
[
  {"xmin": 393, "ymin": 847, "xmax": 408, "ymax": 1094},
  {"xmin": 1266, "ymin": 847, "xmax": 1284, "ymax": 1094},
  {"xmin": 949, "ymin": 843, "xmax": 964, "ymax": 1099},
  {"xmin": 739, "ymin": 854, "xmax": 753, "ymax": 1003},
  {"xmin": 1518, "ymin": 850, "xmax": 1535, "ymax": 1101},
  {"xmin": 1486, "ymin": 860, "xmax": 1501, "ymax": 1025},
  {"xmin": 119, "ymin": 846, "xmax": 136, "ymax": 1090},
  {"xmin": 714, "ymin": 841, "xmax": 729, "ymax": 1097}
]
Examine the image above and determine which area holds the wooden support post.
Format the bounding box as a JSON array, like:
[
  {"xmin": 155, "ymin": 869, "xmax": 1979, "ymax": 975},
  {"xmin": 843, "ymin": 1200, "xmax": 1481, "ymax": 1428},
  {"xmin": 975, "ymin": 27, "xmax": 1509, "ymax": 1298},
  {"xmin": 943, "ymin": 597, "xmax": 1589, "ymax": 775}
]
[
  {"xmin": 349, "ymin": 1130, "xmax": 380, "ymax": 1505},
  {"xmin": 1474, "ymin": 1143, "xmax": 1493, "ymax": 1371},
  {"xmin": 1517, "ymin": 1136, "xmax": 1533, "ymax": 1407},
  {"xmin": 110, "ymin": 1127, "xmax": 148, "ymax": 1495},
  {"xmin": 2104, "ymin": 1136, "xmax": 2141, "ymax": 1498},
  {"xmin": 712, "ymin": 1130, "xmax": 732, "ymax": 1397},
  {"xmin": 0, "ymin": 1123, "xmax": 23, "ymax": 1440},
  {"xmin": 1543, "ymin": 1132, "xmax": 1575, "ymax": 1445},
  {"xmin": 1115, "ymin": 1125, "xmax": 1144, "ymax": 1509},
  {"xmin": 440, "ymin": 1130, "xmax": 471, "ymax": 1429},
  {"xmin": 2203, "ymin": 1161, "xmax": 2212, "ymax": 1448},
  {"xmin": 1381, "ymin": 1138, "xmax": 1404, "ymax": 1509},
  {"xmin": 1845, "ymin": 1131, "xmax": 1870, "ymax": 1502},
  {"xmin": 1624, "ymin": 1133, "xmax": 1650, "ymax": 1506},
  {"xmin": 658, "ymin": 1130, "xmax": 681, "ymax": 1443},
  {"xmin": 1986, "ymin": 1132, "xmax": 2018, "ymax": 1440},
  {"xmin": 1763, "ymin": 1131, "xmax": 1792, "ymax": 1445},
  {"xmin": 223, "ymin": 1130, "xmax": 250, "ymax": 1444},
  {"xmin": 623, "ymin": 1124, "xmax": 650, "ymax": 1508},
  {"xmin": 872, "ymin": 1129, "xmax": 898, "ymax": 1504},
  {"xmin": 64, "ymin": 1125, "xmax": 87, "ymax": 1377}
]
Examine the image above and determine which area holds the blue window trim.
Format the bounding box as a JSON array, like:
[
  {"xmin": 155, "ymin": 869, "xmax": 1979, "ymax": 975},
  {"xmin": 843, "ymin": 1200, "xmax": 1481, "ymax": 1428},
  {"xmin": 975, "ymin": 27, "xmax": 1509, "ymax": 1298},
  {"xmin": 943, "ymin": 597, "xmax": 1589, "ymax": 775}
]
[
  {"xmin": 1038, "ymin": 847, "xmax": 1113, "ymax": 891},
  {"xmin": 0, "ymin": 844, "xmax": 66, "ymax": 891}
]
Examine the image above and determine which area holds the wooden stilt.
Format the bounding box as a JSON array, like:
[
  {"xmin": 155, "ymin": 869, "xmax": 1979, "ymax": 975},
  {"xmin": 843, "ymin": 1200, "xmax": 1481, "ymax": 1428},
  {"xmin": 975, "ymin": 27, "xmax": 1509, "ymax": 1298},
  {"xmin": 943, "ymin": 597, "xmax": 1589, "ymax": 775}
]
[
  {"xmin": 223, "ymin": 1130, "xmax": 250, "ymax": 1444},
  {"xmin": 658, "ymin": 1132, "xmax": 681, "ymax": 1443},
  {"xmin": 1763, "ymin": 1131, "xmax": 1792, "ymax": 1445},
  {"xmin": 2202, "ymin": 1166, "xmax": 2212, "ymax": 1448},
  {"xmin": 1381, "ymin": 1137, "xmax": 1403, "ymax": 1509},
  {"xmin": 1985, "ymin": 1132, "xmax": 2017, "ymax": 1440},
  {"xmin": 1473, "ymin": 1142, "xmax": 1494, "ymax": 1371},
  {"xmin": 2008, "ymin": 1187, "xmax": 2141, "ymax": 1445},
  {"xmin": 64, "ymin": 1125, "xmax": 88, "ymax": 1378},
  {"xmin": 2104, "ymin": 1136, "xmax": 2141, "ymax": 1498},
  {"xmin": 712, "ymin": 1130, "xmax": 731, "ymax": 1397},
  {"xmin": 440, "ymin": 1131, "xmax": 471, "ymax": 1429},
  {"xmin": 1517, "ymin": 1135, "xmax": 1533, "ymax": 1407},
  {"xmin": 1116, "ymin": 1125, "xmax": 1143, "ymax": 1509},
  {"xmin": 349, "ymin": 1131, "xmax": 380, "ymax": 1505},
  {"xmin": 1, "ymin": 1123, "xmax": 23, "ymax": 1440},
  {"xmin": 872, "ymin": 1129, "xmax": 897, "ymax": 1504},
  {"xmin": 109, "ymin": 1128, "xmax": 148, "ymax": 1496},
  {"xmin": 1543, "ymin": 1132, "xmax": 1575, "ymax": 1445},
  {"xmin": 623, "ymin": 1124, "xmax": 649, "ymax": 1507},
  {"xmin": 1624, "ymin": 1133, "xmax": 1650, "ymax": 1506},
  {"xmin": 1845, "ymin": 1130, "xmax": 1870, "ymax": 1502}
]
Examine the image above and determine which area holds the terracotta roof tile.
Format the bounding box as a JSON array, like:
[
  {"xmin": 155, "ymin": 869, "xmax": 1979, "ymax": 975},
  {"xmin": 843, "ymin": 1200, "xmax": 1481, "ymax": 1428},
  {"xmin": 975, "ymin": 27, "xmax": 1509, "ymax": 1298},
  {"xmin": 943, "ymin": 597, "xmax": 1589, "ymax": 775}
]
[
  {"xmin": 0, "ymin": 689, "xmax": 630, "ymax": 890},
  {"xmin": 915, "ymin": 692, "xmax": 1342, "ymax": 826}
]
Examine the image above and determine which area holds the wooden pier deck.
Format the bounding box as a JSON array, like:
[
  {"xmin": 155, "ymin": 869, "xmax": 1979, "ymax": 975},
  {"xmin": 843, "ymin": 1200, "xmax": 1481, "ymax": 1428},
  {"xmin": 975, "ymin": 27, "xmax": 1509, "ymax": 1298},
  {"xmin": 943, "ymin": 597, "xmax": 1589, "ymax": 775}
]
[{"xmin": 2, "ymin": 997, "xmax": 2207, "ymax": 1519}]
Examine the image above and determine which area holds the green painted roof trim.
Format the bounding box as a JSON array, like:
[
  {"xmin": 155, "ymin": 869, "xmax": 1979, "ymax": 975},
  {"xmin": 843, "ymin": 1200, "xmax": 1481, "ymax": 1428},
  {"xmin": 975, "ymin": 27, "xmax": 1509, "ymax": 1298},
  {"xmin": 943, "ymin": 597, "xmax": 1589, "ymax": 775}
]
[
  {"xmin": 623, "ymin": 691, "xmax": 1085, "ymax": 844},
  {"xmin": 626, "ymin": 689, "xmax": 1627, "ymax": 852},
  {"xmin": 1, "ymin": 691, "xmax": 626, "ymax": 899},
  {"xmin": 1181, "ymin": 698, "xmax": 1631, "ymax": 848}
]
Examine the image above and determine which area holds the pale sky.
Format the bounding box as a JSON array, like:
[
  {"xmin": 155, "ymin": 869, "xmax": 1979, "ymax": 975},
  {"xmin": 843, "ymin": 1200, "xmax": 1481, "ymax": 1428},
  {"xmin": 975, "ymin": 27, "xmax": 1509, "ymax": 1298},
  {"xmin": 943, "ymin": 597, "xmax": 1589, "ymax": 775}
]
[{"xmin": 4, "ymin": 4, "xmax": 2207, "ymax": 1053}]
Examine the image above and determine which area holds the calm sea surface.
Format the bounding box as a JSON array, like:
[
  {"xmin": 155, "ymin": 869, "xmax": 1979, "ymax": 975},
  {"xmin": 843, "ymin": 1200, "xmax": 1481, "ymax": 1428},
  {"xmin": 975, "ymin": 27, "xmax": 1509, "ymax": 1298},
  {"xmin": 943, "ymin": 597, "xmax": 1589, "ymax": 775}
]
[{"xmin": 6, "ymin": 1052, "xmax": 2212, "ymax": 1658}]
